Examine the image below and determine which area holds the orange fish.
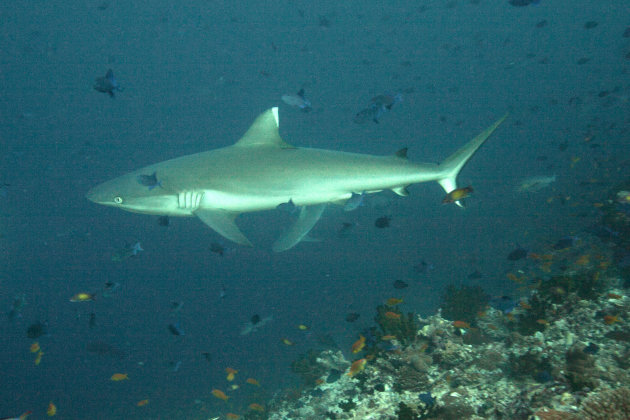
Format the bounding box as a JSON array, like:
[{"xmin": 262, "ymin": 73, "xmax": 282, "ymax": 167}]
[
  {"xmin": 536, "ymin": 319, "xmax": 549, "ymax": 325},
  {"xmin": 211, "ymin": 389, "xmax": 229, "ymax": 401},
  {"xmin": 384, "ymin": 311, "xmax": 401, "ymax": 320},
  {"xmin": 248, "ymin": 403, "xmax": 265, "ymax": 412},
  {"xmin": 519, "ymin": 301, "xmax": 532, "ymax": 310},
  {"xmin": 351, "ymin": 335, "xmax": 366, "ymax": 353},
  {"xmin": 452, "ymin": 320, "xmax": 470, "ymax": 329},
  {"xmin": 315, "ymin": 378, "xmax": 325, "ymax": 385},
  {"xmin": 607, "ymin": 293, "xmax": 623, "ymax": 299},
  {"xmin": 442, "ymin": 186, "xmax": 473, "ymax": 204},
  {"xmin": 386, "ymin": 297, "xmax": 403, "ymax": 305},
  {"xmin": 381, "ymin": 335, "xmax": 397, "ymax": 341},
  {"xmin": 348, "ymin": 358, "xmax": 367, "ymax": 377},
  {"xmin": 46, "ymin": 402, "xmax": 56, "ymax": 417},
  {"xmin": 575, "ymin": 255, "xmax": 590, "ymax": 266},
  {"xmin": 226, "ymin": 414, "xmax": 240, "ymax": 420},
  {"xmin": 110, "ymin": 373, "xmax": 128, "ymax": 381},
  {"xmin": 29, "ymin": 342, "xmax": 40, "ymax": 353},
  {"xmin": 136, "ymin": 399, "xmax": 149, "ymax": 407},
  {"xmin": 604, "ymin": 315, "xmax": 619, "ymax": 325},
  {"xmin": 246, "ymin": 377, "xmax": 260, "ymax": 386},
  {"xmin": 225, "ymin": 367, "xmax": 238, "ymax": 381},
  {"xmin": 34, "ymin": 350, "xmax": 44, "ymax": 366}
]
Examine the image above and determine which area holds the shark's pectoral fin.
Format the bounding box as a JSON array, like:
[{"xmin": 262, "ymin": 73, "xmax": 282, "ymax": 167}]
[
  {"xmin": 195, "ymin": 209, "xmax": 252, "ymax": 247},
  {"xmin": 272, "ymin": 204, "xmax": 326, "ymax": 252}
]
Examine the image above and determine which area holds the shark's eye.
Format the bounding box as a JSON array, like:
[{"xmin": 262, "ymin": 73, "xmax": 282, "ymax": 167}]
[{"xmin": 114, "ymin": 196, "xmax": 123, "ymax": 204}]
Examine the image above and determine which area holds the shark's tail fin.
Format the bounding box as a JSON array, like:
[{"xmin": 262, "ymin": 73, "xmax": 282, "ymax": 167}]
[{"xmin": 437, "ymin": 114, "xmax": 508, "ymax": 207}]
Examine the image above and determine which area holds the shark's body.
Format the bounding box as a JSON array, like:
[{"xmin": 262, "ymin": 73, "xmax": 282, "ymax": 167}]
[{"xmin": 87, "ymin": 108, "xmax": 507, "ymax": 251}]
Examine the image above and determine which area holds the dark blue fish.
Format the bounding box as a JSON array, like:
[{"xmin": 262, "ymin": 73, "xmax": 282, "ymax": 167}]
[
  {"xmin": 509, "ymin": 0, "xmax": 540, "ymax": 6},
  {"xmin": 344, "ymin": 192, "xmax": 365, "ymax": 212},
  {"xmin": 489, "ymin": 295, "xmax": 516, "ymax": 314},
  {"xmin": 507, "ymin": 244, "xmax": 528, "ymax": 261},
  {"xmin": 393, "ymin": 280, "xmax": 408, "ymax": 289},
  {"xmin": 167, "ymin": 323, "xmax": 184, "ymax": 336},
  {"xmin": 26, "ymin": 321, "xmax": 48, "ymax": 339},
  {"xmin": 418, "ymin": 392, "xmax": 435, "ymax": 407},
  {"xmin": 553, "ymin": 236, "xmax": 578, "ymax": 250},
  {"xmin": 94, "ymin": 69, "xmax": 122, "ymax": 97},
  {"xmin": 136, "ymin": 172, "xmax": 161, "ymax": 190}
]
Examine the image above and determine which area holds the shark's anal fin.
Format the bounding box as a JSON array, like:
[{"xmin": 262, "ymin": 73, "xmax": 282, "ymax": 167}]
[
  {"xmin": 272, "ymin": 204, "xmax": 327, "ymax": 252},
  {"xmin": 195, "ymin": 209, "xmax": 252, "ymax": 247}
]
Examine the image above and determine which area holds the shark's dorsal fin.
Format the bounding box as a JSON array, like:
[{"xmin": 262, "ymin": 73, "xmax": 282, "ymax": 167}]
[{"xmin": 234, "ymin": 107, "xmax": 294, "ymax": 149}]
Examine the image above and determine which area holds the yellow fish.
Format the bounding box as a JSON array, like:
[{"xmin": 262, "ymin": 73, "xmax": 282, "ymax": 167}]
[
  {"xmin": 110, "ymin": 373, "xmax": 129, "ymax": 381},
  {"xmin": 46, "ymin": 401, "xmax": 57, "ymax": 417},
  {"xmin": 69, "ymin": 292, "xmax": 96, "ymax": 302},
  {"xmin": 35, "ymin": 350, "xmax": 44, "ymax": 366}
]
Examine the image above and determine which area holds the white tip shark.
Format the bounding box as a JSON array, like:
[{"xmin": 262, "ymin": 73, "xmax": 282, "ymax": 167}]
[{"xmin": 86, "ymin": 108, "xmax": 507, "ymax": 251}]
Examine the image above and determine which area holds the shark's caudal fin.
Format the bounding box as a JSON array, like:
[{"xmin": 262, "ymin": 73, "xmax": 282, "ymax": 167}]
[{"xmin": 437, "ymin": 114, "xmax": 508, "ymax": 206}]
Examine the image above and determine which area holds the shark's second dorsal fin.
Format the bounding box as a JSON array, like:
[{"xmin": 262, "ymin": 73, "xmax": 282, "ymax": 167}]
[{"xmin": 234, "ymin": 107, "xmax": 294, "ymax": 149}]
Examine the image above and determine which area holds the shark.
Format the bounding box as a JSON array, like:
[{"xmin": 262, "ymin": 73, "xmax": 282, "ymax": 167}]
[{"xmin": 86, "ymin": 107, "xmax": 507, "ymax": 251}]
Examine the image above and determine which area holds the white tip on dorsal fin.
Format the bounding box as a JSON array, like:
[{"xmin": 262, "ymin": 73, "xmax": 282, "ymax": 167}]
[{"xmin": 234, "ymin": 107, "xmax": 293, "ymax": 148}]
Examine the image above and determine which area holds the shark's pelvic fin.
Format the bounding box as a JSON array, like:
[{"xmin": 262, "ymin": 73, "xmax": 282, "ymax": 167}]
[
  {"xmin": 437, "ymin": 113, "xmax": 508, "ymax": 207},
  {"xmin": 272, "ymin": 204, "xmax": 327, "ymax": 252},
  {"xmin": 234, "ymin": 107, "xmax": 294, "ymax": 149},
  {"xmin": 194, "ymin": 209, "xmax": 253, "ymax": 247}
]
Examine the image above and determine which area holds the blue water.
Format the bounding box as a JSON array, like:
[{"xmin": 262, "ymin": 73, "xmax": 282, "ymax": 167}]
[{"xmin": 1, "ymin": 0, "xmax": 628, "ymax": 418}]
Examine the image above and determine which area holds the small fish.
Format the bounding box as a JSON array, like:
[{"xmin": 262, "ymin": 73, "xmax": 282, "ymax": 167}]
[
  {"xmin": 88, "ymin": 312, "xmax": 96, "ymax": 329},
  {"xmin": 69, "ymin": 292, "xmax": 96, "ymax": 302},
  {"xmin": 226, "ymin": 414, "xmax": 240, "ymax": 420},
  {"xmin": 281, "ymin": 338, "xmax": 295, "ymax": 346},
  {"xmin": 442, "ymin": 186, "xmax": 473, "ymax": 205},
  {"xmin": 46, "ymin": 402, "xmax": 56, "ymax": 417},
  {"xmin": 0, "ymin": 411, "xmax": 32, "ymax": 420},
  {"xmin": 211, "ymin": 389, "xmax": 229, "ymax": 401},
  {"xmin": 246, "ymin": 378, "xmax": 260, "ymax": 386},
  {"xmin": 297, "ymin": 324, "xmax": 309, "ymax": 331},
  {"xmin": 34, "ymin": 350, "xmax": 44, "ymax": 365},
  {"xmin": 374, "ymin": 216, "xmax": 391, "ymax": 228},
  {"xmin": 604, "ymin": 315, "xmax": 619, "ymax": 325},
  {"xmin": 351, "ymin": 335, "xmax": 366, "ymax": 353},
  {"xmin": 507, "ymin": 245, "xmax": 528, "ymax": 261},
  {"xmin": 281, "ymin": 89, "xmax": 312, "ymax": 112},
  {"xmin": 517, "ymin": 175, "xmax": 556, "ymax": 192},
  {"xmin": 170, "ymin": 301, "xmax": 184, "ymax": 315},
  {"xmin": 508, "ymin": 0, "xmax": 541, "ymax": 6},
  {"xmin": 225, "ymin": 367, "xmax": 238, "ymax": 381},
  {"xmin": 384, "ymin": 311, "xmax": 401, "ymax": 320},
  {"xmin": 381, "ymin": 335, "xmax": 397, "ymax": 341},
  {"xmin": 136, "ymin": 172, "xmax": 161, "ymax": 190},
  {"xmin": 452, "ymin": 320, "xmax": 470, "ymax": 329},
  {"xmin": 111, "ymin": 242, "xmax": 143, "ymax": 262},
  {"xmin": 248, "ymin": 403, "xmax": 265, "ymax": 412},
  {"xmin": 337, "ymin": 222, "xmax": 356, "ymax": 237},
  {"xmin": 354, "ymin": 93, "xmax": 402, "ymax": 124},
  {"xmin": 344, "ymin": 193, "xmax": 365, "ymax": 212},
  {"xmin": 169, "ymin": 360, "xmax": 182, "ymax": 372},
  {"xmin": 393, "ymin": 280, "xmax": 408, "ymax": 289},
  {"xmin": 345, "ymin": 312, "xmax": 360, "ymax": 322},
  {"xmin": 553, "ymin": 236, "xmax": 578, "ymax": 250},
  {"xmin": 276, "ymin": 199, "xmax": 298, "ymax": 214},
  {"xmin": 7, "ymin": 294, "xmax": 26, "ymax": 322},
  {"xmin": 386, "ymin": 298, "xmax": 404, "ymax": 305},
  {"xmin": 210, "ymin": 242, "xmax": 226, "ymax": 256},
  {"xmin": 110, "ymin": 373, "xmax": 128, "ymax": 381},
  {"xmin": 489, "ymin": 295, "xmax": 516, "ymax": 314},
  {"xmin": 201, "ymin": 352, "xmax": 212, "ymax": 363},
  {"xmin": 26, "ymin": 322, "xmax": 47, "ymax": 339},
  {"xmin": 94, "ymin": 69, "xmax": 122, "ymax": 97},
  {"xmin": 167, "ymin": 323, "xmax": 185, "ymax": 336},
  {"xmin": 413, "ymin": 260, "xmax": 434, "ymax": 274},
  {"xmin": 347, "ymin": 358, "xmax": 367, "ymax": 376},
  {"xmin": 136, "ymin": 399, "xmax": 149, "ymax": 407},
  {"xmin": 29, "ymin": 342, "xmax": 40, "ymax": 353},
  {"xmin": 251, "ymin": 314, "xmax": 261, "ymax": 325},
  {"xmin": 157, "ymin": 215, "xmax": 170, "ymax": 226}
]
